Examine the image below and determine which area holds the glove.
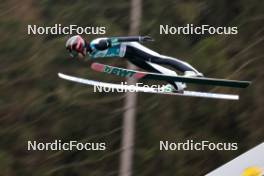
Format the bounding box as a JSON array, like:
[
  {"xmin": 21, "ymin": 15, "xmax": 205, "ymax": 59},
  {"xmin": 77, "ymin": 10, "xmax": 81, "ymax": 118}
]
[{"xmin": 140, "ymin": 36, "xmax": 154, "ymax": 42}]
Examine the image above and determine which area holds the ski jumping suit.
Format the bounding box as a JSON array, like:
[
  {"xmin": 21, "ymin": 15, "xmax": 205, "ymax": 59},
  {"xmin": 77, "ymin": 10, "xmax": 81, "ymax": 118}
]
[{"xmin": 87, "ymin": 37, "xmax": 200, "ymax": 89}]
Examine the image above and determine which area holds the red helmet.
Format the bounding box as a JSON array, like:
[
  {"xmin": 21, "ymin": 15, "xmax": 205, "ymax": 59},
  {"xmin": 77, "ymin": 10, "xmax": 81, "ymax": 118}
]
[{"xmin": 66, "ymin": 35, "xmax": 86, "ymax": 57}]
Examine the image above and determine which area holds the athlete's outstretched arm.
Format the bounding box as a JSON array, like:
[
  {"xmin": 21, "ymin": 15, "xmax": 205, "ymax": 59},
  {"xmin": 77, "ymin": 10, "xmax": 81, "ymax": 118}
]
[
  {"xmin": 113, "ymin": 36, "xmax": 154, "ymax": 42},
  {"xmin": 91, "ymin": 36, "xmax": 153, "ymax": 51}
]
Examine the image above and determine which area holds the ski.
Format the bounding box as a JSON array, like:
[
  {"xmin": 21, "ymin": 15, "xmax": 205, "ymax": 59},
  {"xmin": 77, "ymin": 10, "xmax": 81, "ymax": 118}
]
[
  {"xmin": 90, "ymin": 62, "xmax": 251, "ymax": 88},
  {"xmin": 58, "ymin": 73, "xmax": 239, "ymax": 100}
]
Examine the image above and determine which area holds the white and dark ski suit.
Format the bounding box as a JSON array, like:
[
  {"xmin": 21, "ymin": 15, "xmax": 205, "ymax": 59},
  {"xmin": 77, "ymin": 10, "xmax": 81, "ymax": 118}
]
[{"xmin": 87, "ymin": 36, "xmax": 201, "ymax": 89}]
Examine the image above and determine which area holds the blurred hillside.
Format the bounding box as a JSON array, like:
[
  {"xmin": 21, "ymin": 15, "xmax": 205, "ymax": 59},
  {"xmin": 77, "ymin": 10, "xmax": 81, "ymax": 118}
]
[{"xmin": 0, "ymin": 0, "xmax": 264, "ymax": 175}]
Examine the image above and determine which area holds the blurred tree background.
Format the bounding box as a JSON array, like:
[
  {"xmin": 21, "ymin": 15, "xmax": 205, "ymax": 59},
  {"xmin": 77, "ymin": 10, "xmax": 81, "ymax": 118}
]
[{"xmin": 0, "ymin": 0, "xmax": 264, "ymax": 175}]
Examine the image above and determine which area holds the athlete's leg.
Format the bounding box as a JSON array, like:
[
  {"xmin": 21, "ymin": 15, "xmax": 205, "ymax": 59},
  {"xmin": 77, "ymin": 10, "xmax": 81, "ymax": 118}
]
[
  {"xmin": 124, "ymin": 43, "xmax": 185, "ymax": 90},
  {"xmin": 124, "ymin": 45, "xmax": 159, "ymax": 73},
  {"xmin": 125, "ymin": 42, "xmax": 203, "ymax": 76},
  {"xmin": 150, "ymin": 55, "xmax": 203, "ymax": 76}
]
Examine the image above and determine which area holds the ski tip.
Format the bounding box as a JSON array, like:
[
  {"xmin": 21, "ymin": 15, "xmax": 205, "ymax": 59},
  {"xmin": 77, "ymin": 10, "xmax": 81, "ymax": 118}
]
[
  {"xmin": 58, "ymin": 72, "xmax": 67, "ymax": 79},
  {"xmin": 91, "ymin": 62, "xmax": 104, "ymax": 72},
  {"xmin": 58, "ymin": 72, "xmax": 63, "ymax": 77}
]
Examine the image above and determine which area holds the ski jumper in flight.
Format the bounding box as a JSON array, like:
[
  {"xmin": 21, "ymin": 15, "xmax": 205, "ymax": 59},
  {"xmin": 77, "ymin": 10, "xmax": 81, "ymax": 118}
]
[{"xmin": 65, "ymin": 35, "xmax": 203, "ymax": 91}]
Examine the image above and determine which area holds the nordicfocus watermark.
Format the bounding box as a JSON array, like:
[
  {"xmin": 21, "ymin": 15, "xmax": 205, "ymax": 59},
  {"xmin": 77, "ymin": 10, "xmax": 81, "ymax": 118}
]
[
  {"xmin": 27, "ymin": 24, "xmax": 106, "ymax": 35},
  {"xmin": 27, "ymin": 140, "xmax": 106, "ymax": 151},
  {"xmin": 160, "ymin": 24, "xmax": 238, "ymax": 35},
  {"xmin": 160, "ymin": 140, "xmax": 238, "ymax": 151},
  {"xmin": 94, "ymin": 82, "xmax": 169, "ymax": 93}
]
